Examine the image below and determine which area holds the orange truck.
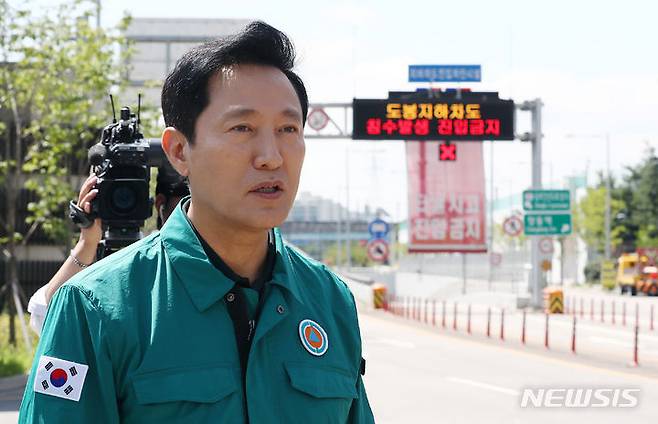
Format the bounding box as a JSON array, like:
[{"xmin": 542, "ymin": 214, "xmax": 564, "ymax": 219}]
[{"xmin": 617, "ymin": 248, "xmax": 658, "ymax": 296}]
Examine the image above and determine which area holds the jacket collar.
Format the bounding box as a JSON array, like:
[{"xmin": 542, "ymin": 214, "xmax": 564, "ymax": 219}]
[
  {"xmin": 160, "ymin": 196, "xmax": 305, "ymax": 311},
  {"xmin": 271, "ymin": 226, "xmax": 305, "ymax": 306}
]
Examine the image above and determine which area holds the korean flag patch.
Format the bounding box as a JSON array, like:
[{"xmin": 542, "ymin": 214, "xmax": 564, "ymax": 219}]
[{"xmin": 33, "ymin": 355, "xmax": 89, "ymax": 402}]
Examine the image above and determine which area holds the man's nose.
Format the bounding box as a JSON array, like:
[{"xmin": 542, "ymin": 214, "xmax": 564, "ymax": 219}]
[{"xmin": 253, "ymin": 132, "xmax": 284, "ymax": 170}]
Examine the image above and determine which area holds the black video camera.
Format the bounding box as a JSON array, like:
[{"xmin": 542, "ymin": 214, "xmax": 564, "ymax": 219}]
[{"xmin": 72, "ymin": 97, "xmax": 168, "ymax": 257}]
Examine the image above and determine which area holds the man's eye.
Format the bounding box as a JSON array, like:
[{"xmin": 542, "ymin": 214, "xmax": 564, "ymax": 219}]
[
  {"xmin": 281, "ymin": 126, "xmax": 299, "ymax": 133},
  {"xmin": 230, "ymin": 125, "xmax": 252, "ymax": 132}
]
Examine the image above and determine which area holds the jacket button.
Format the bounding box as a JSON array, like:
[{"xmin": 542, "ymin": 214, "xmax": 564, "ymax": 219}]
[
  {"xmin": 226, "ymin": 293, "xmax": 235, "ymax": 302},
  {"xmin": 276, "ymin": 305, "xmax": 285, "ymax": 314}
]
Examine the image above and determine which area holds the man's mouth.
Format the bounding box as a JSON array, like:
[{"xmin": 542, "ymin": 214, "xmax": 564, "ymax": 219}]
[
  {"xmin": 254, "ymin": 186, "xmax": 280, "ymax": 193},
  {"xmin": 249, "ymin": 181, "xmax": 285, "ymax": 196}
]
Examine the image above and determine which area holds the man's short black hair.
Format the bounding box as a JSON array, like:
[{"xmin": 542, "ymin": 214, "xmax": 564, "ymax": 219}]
[{"xmin": 161, "ymin": 21, "xmax": 308, "ymax": 143}]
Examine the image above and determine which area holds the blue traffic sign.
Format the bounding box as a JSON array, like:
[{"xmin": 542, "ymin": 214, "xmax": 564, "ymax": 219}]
[
  {"xmin": 368, "ymin": 218, "xmax": 390, "ymax": 240},
  {"xmin": 408, "ymin": 65, "xmax": 481, "ymax": 83}
]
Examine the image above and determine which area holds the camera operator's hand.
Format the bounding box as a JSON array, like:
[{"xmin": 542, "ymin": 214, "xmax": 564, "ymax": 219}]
[
  {"xmin": 43, "ymin": 175, "xmax": 102, "ymax": 304},
  {"xmin": 77, "ymin": 174, "xmax": 102, "ymax": 247}
]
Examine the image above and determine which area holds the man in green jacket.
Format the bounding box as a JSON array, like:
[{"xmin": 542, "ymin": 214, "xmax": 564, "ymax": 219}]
[{"xmin": 19, "ymin": 21, "xmax": 374, "ymax": 423}]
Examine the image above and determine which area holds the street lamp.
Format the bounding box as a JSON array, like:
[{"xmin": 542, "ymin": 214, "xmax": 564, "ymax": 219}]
[{"xmin": 565, "ymin": 133, "xmax": 611, "ymax": 259}]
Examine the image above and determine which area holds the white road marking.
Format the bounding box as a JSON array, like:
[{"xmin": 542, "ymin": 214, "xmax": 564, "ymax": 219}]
[{"xmin": 445, "ymin": 376, "xmax": 520, "ymax": 396}]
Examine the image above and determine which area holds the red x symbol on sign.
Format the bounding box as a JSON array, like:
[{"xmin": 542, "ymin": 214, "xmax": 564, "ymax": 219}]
[{"xmin": 439, "ymin": 143, "xmax": 456, "ymax": 161}]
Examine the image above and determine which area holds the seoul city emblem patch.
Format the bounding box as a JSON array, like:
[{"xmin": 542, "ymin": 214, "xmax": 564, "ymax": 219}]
[{"xmin": 298, "ymin": 319, "xmax": 329, "ymax": 356}]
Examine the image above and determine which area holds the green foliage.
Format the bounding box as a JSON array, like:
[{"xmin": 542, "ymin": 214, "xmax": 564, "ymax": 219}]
[
  {"xmin": 0, "ymin": 313, "xmax": 37, "ymax": 376},
  {"xmin": 576, "ymin": 147, "xmax": 658, "ymax": 254},
  {"xmin": 0, "ymin": 0, "xmax": 132, "ymax": 244},
  {"xmin": 323, "ymin": 241, "xmax": 374, "ymax": 267},
  {"xmin": 583, "ymin": 261, "xmax": 601, "ymax": 284},
  {"xmin": 574, "ymin": 185, "xmax": 626, "ymax": 254}
]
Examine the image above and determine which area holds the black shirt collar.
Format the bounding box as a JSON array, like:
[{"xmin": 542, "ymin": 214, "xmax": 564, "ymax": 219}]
[{"xmin": 182, "ymin": 199, "xmax": 275, "ymax": 292}]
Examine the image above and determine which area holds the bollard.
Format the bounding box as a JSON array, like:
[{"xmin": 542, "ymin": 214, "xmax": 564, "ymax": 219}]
[
  {"xmin": 633, "ymin": 325, "xmax": 639, "ymax": 366},
  {"xmin": 571, "ymin": 316, "xmax": 577, "ymax": 354},
  {"xmin": 544, "ymin": 313, "xmax": 550, "ymax": 349},
  {"xmin": 486, "ymin": 307, "xmax": 491, "ymax": 337},
  {"xmin": 432, "ymin": 300, "xmax": 437, "ymax": 327},
  {"xmin": 612, "ymin": 301, "xmax": 616, "ymax": 325},
  {"xmin": 565, "ymin": 297, "xmax": 570, "ymax": 315},
  {"xmin": 590, "ymin": 298, "xmax": 594, "ymax": 321},
  {"xmin": 424, "ymin": 299, "xmax": 428, "ymax": 324},
  {"xmin": 500, "ymin": 309, "xmax": 505, "ymax": 341},
  {"xmin": 635, "ymin": 302, "xmax": 639, "ymax": 328},
  {"xmin": 413, "ymin": 297, "xmax": 417, "ymax": 320},
  {"xmin": 453, "ymin": 302, "xmax": 458, "ymax": 331},
  {"xmin": 467, "ymin": 304, "xmax": 472, "ymax": 334},
  {"xmin": 651, "ymin": 305, "xmax": 655, "ymax": 331},
  {"xmin": 442, "ymin": 300, "xmax": 447, "ymax": 329},
  {"xmin": 600, "ymin": 299, "xmax": 605, "ymax": 323},
  {"xmin": 407, "ymin": 296, "xmax": 414, "ymax": 319},
  {"xmin": 412, "ymin": 297, "xmax": 416, "ymax": 320},
  {"xmin": 580, "ymin": 297, "xmax": 584, "ymax": 319},
  {"xmin": 623, "ymin": 302, "xmax": 627, "ymax": 326},
  {"xmin": 410, "ymin": 297, "xmax": 414, "ymax": 320},
  {"xmin": 521, "ymin": 310, "xmax": 527, "ymax": 345}
]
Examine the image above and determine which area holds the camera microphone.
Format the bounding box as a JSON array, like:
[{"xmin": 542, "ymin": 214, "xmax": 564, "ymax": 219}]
[{"xmin": 88, "ymin": 143, "xmax": 108, "ymax": 167}]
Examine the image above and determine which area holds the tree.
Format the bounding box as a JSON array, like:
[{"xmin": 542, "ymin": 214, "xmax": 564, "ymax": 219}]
[
  {"xmin": 627, "ymin": 148, "xmax": 658, "ymax": 247},
  {"xmin": 574, "ymin": 175, "xmax": 627, "ymax": 255},
  {"xmin": 0, "ymin": 0, "xmax": 130, "ymax": 346}
]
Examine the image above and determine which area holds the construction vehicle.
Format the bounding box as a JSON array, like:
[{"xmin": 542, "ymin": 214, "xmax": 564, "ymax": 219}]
[{"xmin": 617, "ymin": 248, "xmax": 658, "ymax": 296}]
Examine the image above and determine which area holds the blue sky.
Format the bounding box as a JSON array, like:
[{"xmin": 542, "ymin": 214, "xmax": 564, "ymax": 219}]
[{"xmin": 27, "ymin": 0, "xmax": 658, "ymax": 220}]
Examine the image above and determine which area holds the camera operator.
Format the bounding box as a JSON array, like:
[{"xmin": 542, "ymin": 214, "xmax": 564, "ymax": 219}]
[{"xmin": 27, "ymin": 169, "xmax": 189, "ymax": 335}]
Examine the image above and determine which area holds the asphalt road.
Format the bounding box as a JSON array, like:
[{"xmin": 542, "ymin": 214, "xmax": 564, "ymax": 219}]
[{"xmin": 361, "ymin": 309, "xmax": 658, "ymax": 424}]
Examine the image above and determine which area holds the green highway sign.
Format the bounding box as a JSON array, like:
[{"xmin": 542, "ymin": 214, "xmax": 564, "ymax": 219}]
[
  {"xmin": 523, "ymin": 190, "xmax": 571, "ymax": 211},
  {"xmin": 524, "ymin": 213, "xmax": 572, "ymax": 236}
]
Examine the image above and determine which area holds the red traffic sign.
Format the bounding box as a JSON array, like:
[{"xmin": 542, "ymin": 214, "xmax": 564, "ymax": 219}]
[
  {"xmin": 503, "ymin": 216, "xmax": 523, "ymax": 237},
  {"xmin": 367, "ymin": 239, "xmax": 389, "ymax": 263},
  {"xmin": 307, "ymin": 108, "xmax": 330, "ymax": 131},
  {"xmin": 539, "ymin": 237, "xmax": 554, "ymax": 254}
]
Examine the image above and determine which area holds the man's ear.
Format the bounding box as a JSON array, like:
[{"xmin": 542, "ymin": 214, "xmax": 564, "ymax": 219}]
[{"xmin": 161, "ymin": 127, "xmax": 190, "ymax": 177}]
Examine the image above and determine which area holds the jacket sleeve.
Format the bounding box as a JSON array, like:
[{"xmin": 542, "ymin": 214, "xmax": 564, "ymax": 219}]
[
  {"xmin": 348, "ymin": 374, "xmax": 375, "ymax": 423},
  {"xmin": 27, "ymin": 285, "xmax": 48, "ymax": 336},
  {"xmin": 18, "ymin": 285, "xmax": 120, "ymax": 424}
]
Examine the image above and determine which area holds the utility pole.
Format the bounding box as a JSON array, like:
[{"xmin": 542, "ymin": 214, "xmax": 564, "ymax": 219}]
[
  {"xmin": 488, "ymin": 141, "xmax": 494, "ymax": 291},
  {"xmin": 604, "ymin": 133, "xmax": 611, "ymax": 260},
  {"xmin": 345, "ymin": 143, "xmax": 352, "ymax": 269},
  {"xmin": 519, "ymin": 99, "xmax": 543, "ymax": 308},
  {"xmin": 565, "ymin": 132, "xmax": 612, "ymax": 259},
  {"xmin": 95, "ymin": 0, "xmax": 101, "ymax": 29}
]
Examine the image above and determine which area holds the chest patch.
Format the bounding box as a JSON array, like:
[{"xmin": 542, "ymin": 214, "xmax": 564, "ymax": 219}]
[{"xmin": 298, "ymin": 319, "xmax": 329, "ymax": 356}]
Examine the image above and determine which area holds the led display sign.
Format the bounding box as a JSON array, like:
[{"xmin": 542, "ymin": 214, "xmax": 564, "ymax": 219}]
[{"xmin": 353, "ymin": 91, "xmax": 515, "ymax": 141}]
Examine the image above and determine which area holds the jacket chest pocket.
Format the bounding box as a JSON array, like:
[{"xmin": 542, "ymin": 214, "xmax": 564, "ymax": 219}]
[
  {"xmin": 129, "ymin": 364, "xmax": 242, "ymax": 423},
  {"xmin": 283, "ymin": 362, "xmax": 357, "ymax": 422}
]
